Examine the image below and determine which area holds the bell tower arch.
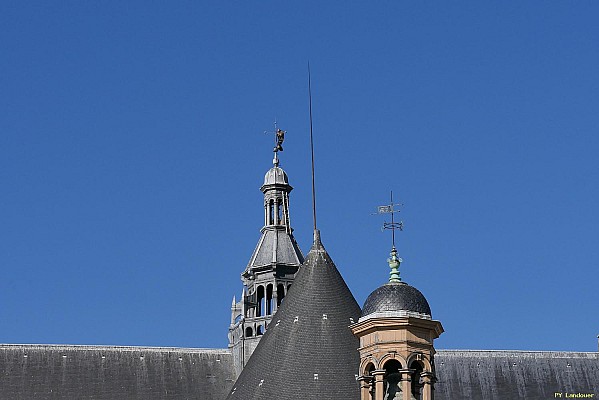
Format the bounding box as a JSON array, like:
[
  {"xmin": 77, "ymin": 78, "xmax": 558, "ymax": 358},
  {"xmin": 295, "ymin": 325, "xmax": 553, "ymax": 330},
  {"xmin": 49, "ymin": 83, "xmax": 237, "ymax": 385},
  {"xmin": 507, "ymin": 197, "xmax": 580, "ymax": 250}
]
[{"xmin": 351, "ymin": 248, "xmax": 443, "ymax": 400}]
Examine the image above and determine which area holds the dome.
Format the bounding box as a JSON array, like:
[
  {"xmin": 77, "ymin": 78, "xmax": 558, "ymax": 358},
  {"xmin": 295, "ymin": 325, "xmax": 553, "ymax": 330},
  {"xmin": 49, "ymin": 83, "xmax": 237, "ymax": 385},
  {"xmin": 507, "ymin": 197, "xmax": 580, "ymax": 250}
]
[
  {"xmin": 361, "ymin": 282, "xmax": 431, "ymax": 319},
  {"xmin": 263, "ymin": 166, "xmax": 289, "ymax": 186}
]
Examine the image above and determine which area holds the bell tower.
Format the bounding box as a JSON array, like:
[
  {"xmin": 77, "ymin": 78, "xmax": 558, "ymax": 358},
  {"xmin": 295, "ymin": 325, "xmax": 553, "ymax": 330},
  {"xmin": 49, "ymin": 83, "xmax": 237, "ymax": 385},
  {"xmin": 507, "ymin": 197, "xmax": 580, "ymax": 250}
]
[
  {"xmin": 351, "ymin": 199, "xmax": 443, "ymax": 400},
  {"xmin": 228, "ymin": 131, "xmax": 304, "ymax": 377}
]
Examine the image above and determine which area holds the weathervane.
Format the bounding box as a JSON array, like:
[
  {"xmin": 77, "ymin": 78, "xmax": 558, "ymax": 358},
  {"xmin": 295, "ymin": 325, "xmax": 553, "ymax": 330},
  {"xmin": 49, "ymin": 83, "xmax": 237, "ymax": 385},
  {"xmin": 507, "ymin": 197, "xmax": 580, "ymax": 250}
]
[
  {"xmin": 374, "ymin": 191, "xmax": 404, "ymax": 282},
  {"xmin": 374, "ymin": 191, "xmax": 404, "ymax": 248},
  {"xmin": 264, "ymin": 121, "xmax": 286, "ymax": 166}
]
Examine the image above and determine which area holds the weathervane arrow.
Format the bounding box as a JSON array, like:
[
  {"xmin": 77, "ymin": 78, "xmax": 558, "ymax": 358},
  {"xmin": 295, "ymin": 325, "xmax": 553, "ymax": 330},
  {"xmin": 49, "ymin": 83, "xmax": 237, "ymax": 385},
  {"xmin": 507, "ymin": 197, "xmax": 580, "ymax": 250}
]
[{"xmin": 374, "ymin": 191, "xmax": 404, "ymax": 248}]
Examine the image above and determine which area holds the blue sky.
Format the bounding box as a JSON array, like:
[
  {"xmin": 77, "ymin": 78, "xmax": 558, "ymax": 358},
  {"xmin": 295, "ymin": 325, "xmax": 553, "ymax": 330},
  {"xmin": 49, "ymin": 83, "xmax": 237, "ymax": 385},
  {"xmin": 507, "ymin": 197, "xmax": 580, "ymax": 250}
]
[{"xmin": 1, "ymin": 1, "xmax": 598, "ymax": 352}]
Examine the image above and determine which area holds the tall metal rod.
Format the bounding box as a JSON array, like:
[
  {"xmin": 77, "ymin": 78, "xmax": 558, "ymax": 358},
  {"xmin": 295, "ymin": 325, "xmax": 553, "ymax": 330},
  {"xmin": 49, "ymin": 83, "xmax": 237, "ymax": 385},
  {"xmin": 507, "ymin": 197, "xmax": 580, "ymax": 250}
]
[
  {"xmin": 308, "ymin": 62, "xmax": 317, "ymax": 231},
  {"xmin": 390, "ymin": 191, "xmax": 395, "ymax": 248}
]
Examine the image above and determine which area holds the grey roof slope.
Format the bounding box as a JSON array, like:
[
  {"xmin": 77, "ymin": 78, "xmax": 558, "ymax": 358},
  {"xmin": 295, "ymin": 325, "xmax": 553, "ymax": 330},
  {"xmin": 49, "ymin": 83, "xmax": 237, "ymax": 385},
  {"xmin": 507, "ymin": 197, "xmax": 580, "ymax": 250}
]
[
  {"xmin": 228, "ymin": 230, "xmax": 362, "ymax": 400},
  {"xmin": 0, "ymin": 344, "xmax": 235, "ymax": 400},
  {"xmin": 245, "ymin": 226, "xmax": 304, "ymax": 271},
  {"xmin": 435, "ymin": 350, "xmax": 599, "ymax": 399}
]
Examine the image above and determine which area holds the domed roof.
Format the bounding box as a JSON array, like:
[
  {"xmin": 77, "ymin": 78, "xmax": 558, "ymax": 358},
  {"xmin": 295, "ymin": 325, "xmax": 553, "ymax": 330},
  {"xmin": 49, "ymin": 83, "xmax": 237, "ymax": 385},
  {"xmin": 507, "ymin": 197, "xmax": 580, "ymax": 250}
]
[
  {"xmin": 263, "ymin": 166, "xmax": 289, "ymax": 186},
  {"xmin": 361, "ymin": 281, "xmax": 431, "ymax": 319}
]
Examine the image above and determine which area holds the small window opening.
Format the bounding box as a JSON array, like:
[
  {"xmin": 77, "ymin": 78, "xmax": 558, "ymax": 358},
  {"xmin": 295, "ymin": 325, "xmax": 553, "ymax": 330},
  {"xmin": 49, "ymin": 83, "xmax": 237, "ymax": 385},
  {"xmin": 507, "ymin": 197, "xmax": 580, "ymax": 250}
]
[
  {"xmin": 277, "ymin": 199, "xmax": 283, "ymax": 224},
  {"xmin": 266, "ymin": 284, "xmax": 274, "ymax": 315},
  {"xmin": 257, "ymin": 285, "xmax": 265, "ymax": 317},
  {"xmin": 410, "ymin": 360, "xmax": 425, "ymax": 399},
  {"xmin": 364, "ymin": 363, "xmax": 376, "ymax": 400},
  {"xmin": 269, "ymin": 200, "xmax": 275, "ymax": 225},
  {"xmin": 277, "ymin": 284, "xmax": 285, "ymax": 306},
  {"xmin": 383, "ymin": 359, "xmax": 402, "ymax": 400}
]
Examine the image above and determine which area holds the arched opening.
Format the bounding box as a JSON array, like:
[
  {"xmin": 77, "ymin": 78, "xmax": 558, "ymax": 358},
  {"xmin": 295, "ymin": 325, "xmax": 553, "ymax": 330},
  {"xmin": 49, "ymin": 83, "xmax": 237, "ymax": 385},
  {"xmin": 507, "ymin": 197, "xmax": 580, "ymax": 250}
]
[
  {"xmin": 383, "ymin": 359, "xmax": 402, "ymax": 400},
  {"xmin": 364, "ymin": 363, "xmax": 375, "ymax": 400},
  {"xmin": 266, "ymin": 284, "xmax": 274, "ymax": 315},
  {"xmin": 257, "ymin": 325, "xmax": 264, "ymax": 336},
  {"xmin": 244, "ymin": 290, "xmax": 250, "ymax": 318},
  {"xmin": 269, "ymin": 199, "xmax": 274, "ymax": 225},
  {"xmin": 277, "ymin": 284, "xmax": 285, "ymax": 306},
  {"xmin": 245, "ymin": 327, "xmax": 253, "ymax": 337},
  {"xmin": 410, "ymin": 360, "xmax": 425, "ymax": 399},
  {"xmin": 277, "ymin": 199, "xmax": 283, "ymax": 224},
  {"xmin": 256, "ymin": 285, "xmax": 265, "ymax": 317}
]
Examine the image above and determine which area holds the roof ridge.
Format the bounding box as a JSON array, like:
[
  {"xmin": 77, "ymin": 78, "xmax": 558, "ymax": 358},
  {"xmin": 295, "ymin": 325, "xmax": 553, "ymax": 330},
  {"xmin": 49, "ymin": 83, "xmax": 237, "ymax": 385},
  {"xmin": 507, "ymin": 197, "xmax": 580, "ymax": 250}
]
[
  {"xmin": 437, "ymin": 349, "xmax": 599, "ymax": 356},
  {"xmin": 0, "ymin": 344, "xmax": 231, "ymax": 353}
]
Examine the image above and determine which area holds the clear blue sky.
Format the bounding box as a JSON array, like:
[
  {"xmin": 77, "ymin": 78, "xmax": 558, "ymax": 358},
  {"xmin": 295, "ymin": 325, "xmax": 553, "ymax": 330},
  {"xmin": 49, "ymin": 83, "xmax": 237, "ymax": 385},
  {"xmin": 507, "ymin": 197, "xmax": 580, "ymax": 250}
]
[{"xmin": 1, "ymin": 1, "xmax": 598, "ymax": 352}]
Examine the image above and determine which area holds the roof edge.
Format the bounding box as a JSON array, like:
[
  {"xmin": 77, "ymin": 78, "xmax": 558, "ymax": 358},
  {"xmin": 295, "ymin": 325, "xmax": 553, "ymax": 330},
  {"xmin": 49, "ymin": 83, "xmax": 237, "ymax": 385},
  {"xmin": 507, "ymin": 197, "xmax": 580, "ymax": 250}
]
[
  {"xmin": 437, "ymin": 349, "xmax": 599, "ymax": 357},
  {"xmin": 0, "ymin": 344, "xmax": 231, "ymax": 354}
]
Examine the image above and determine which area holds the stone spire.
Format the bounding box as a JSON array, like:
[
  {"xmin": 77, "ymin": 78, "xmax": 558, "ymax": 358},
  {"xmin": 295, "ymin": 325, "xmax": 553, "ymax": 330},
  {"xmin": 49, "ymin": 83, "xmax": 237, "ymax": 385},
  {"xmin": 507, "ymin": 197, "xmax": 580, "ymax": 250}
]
[{"xmin": 228, "ymin": 149, "xmax": 304, "ymax": 377}]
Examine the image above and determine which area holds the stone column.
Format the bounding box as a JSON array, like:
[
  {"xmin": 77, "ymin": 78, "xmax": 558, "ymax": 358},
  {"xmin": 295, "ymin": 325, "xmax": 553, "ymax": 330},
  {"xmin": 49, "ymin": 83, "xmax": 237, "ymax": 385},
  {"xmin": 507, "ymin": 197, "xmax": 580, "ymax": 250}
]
[
  {"xmin": 420, "ymin": 372, "xmax": 435, "ymax": 400},
  {"xmin": 264, "ymin": 203, "xmax": 268, "ymax": 225},
  {"xmin": 372, "ymin": 370, "xmax": 386, "ymax": 400},
  {"xmin": 358, "ymin": 376, "xmax": 372, "ymax": 400},
  {"xmin": 399, "ymin": 369, "xmax": 414, "ymax": 400}
]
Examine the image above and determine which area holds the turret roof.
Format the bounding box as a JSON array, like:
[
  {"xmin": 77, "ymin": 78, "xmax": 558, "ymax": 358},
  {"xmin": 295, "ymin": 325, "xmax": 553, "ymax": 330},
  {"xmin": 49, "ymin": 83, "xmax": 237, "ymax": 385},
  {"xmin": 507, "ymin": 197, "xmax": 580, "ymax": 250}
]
[
  {"xmin": 228, "ymin": 230, "xmax": 362, "ymax": 400},
  {"xmin": 244, "ymin": 226, "xmax": 303, "ymax": 273},
  {"xmin": 361, "ymin": 281, "xmax": 432, "ymax": 320}
]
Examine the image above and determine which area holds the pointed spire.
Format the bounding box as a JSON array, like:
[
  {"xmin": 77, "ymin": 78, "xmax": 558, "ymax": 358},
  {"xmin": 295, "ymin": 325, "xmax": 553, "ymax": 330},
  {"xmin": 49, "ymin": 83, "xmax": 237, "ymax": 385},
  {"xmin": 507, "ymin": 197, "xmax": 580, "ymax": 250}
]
[
  {"xmin": 227, "ymin": 231, "xmax": 361, "ymax": 400},
  {"xmin": 232, "ymin": 295, "xmax": 237, "ymax": 307},
  {"xmin": 313, "ymin": 229, "xmax": 321, "ymax": 246},
  {"xmin": 308, "ymin": 64, "xmax": 317, "ymax": 232}
]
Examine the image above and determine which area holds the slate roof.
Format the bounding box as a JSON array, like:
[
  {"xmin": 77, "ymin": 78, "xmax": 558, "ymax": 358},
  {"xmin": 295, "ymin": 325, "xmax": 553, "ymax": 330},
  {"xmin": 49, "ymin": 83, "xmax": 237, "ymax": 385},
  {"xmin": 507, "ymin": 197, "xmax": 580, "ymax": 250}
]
[
  {"xmin": 4, "ymin": 344, "xmax": 597, "ymax": 399},
  {"xmin": 435, "ymin": 350, "xmax": 599, "ymax": 399},
  {"xmin": 361, "ymin": 281, "xmax": 431, "ymax": 319},
  {"xmin": 0, "ymin": 344, "xmax": 235, "ymax": 400},
  {"xmin": 244, "ymin": 226, "xmax": 304, "ymax": 272},
  {"xmin": 227, "ymin": 230, "xmax": 362, "ymax": 400}
]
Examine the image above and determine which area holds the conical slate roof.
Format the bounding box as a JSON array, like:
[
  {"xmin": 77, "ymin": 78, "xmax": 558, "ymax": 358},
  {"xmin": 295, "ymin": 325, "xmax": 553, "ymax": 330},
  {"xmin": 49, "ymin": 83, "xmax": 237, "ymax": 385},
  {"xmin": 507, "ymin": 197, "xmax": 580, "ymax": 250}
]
[{"xmin": 227, "ymin": 230, "xmax": 361, "ymax": 400}]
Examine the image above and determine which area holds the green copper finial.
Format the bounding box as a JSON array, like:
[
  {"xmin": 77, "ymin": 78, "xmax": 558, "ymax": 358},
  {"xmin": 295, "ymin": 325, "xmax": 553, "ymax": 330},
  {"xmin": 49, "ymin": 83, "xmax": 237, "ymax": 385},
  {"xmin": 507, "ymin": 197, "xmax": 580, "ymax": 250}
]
[{"xmin": 388, "ymin": 246, "xmax": 402, "ymax": 283}]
